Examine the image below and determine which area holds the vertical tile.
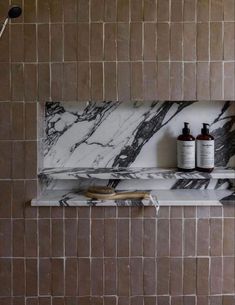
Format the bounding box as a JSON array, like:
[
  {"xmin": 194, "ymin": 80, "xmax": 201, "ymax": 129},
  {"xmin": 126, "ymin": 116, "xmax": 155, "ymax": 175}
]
[
  {"xmin": 197, "ymin": 258, "xmax": 209, "ymax": 295},
  {"xmin": 51, "ymin": 63, "xmax": 63, "ymax": 101},
  {"xmin": 131, "ymin": 219, "xmax": 143, "ymax": 256},
  {"xmin": 157, "ymin": 257, "xmax": 170, "ymax": 295},
  {"xmin": 12, "ymin": 141, "xmax": 25, "ymax": 179},
  {"xmin": 224, "ymin": 0, "xmax": 235, "ymax": 20},
  {"xmin": 117, "ymin": 23, "xmax": 130, "ymax": 60},
  {"xmin": 143, "ymin": 219, "xmax": 156, "ymax": 257},
  {"xmin": 170, "ymin": 62, "xmax": 183, "ymax": 101},
  {"xmin": 170, "ymin": 219, "xmax": 183, "ymax": 256},
  {"xmin": 91, "ymin": 258, "xmax": 103, "ymax": 295},
  {"xmin": 184, "ymin": 63, "xmax": 196, "ymax": 100},
  {"xmin": 210, "ymin": 257, "xmax": 222, "ymax": 295},
  {"xmin": 63, "ymin": 63, "xmax": 77, "ymax": 101},
  {"xmin": 171, "ymin": 0, "xmax": 183, "ymax": 21},
  {"xmin": 91, "ymin": 0, "xmax": 104, "ymax": 21},
  {"xmin": 210, "ymin": 62, "xmax": 223, "ymax": 100},
  {"xmin": 157, "ymin": 219, "xmax": 169, "ymax": 257},
  {"xmin": 63, "ymin": 0, "xmax": 77, "ymax": 22},
  {"xmin": 224, "ymin": 22, "xmax": 235, "ymax": 60},
  {"xmin": 105, "ymin": 0, "xmax": 117, "ymax": 21},
  {"xmin": 170, "ymin": 258, "xmax": 183, "ymax": 295},
  {"xmin": 183, "ymin": 23, "xmax": 196, "ymax": 61},
  {"xmin": 51, "ymin": 24, "xmax": 63, "ymax": 61},
  {"xmin": 24, "ymin": 0, "xmax": 36, "ymax": 22},
  {"xmin": 184, "ymin": 0, "xmax": 196, "ymax": 21},
  {"xmin": 26, "ymin": 259, "xmax": 38, "ymax": 296},
  {"xmin": 170, "ymin": 23, "xmax": 183, "ymax": 60},
  {"xmin": 10, "ymin": 24, "xmax": 24, "ymax": 62},
  {"xmin": 38, "ymin": 64, "xmax": 50, "ymax": 101},
  {"xmin": 13, "ymin": 219, "xmax": 24, "ymax": 257},
  {"xmin": 0, "ymin": 26, "xmax": 9, "ymax": 62},
  {"xmin": 24, "ymin": 25, "xmax": 37, "ymax": 62},
  {"xmin": 197, "ymin": 23, "xmax": 209, "ymax": 60},
  {"xmin": 143, "ymin": 23, "xmax": 156, "ymax": 60},
  {"xmin": 104, "ymin": 23, "xmax": 117, "ymax": 61},
  {"xmin": 25, "ymin": 220, "xmax": 38, "ymax": 257},
  {"xmin": 0, "ymin": 141, "xmax": 11, "ymax": 178},
  {"xmin": 184, "ymin": 219, "xmax": 196, "ymax": 256},
  {"xmin": 91, "ymin": 62, "xmax": 103, "ymax": 101},
  {"xmin": 197, "ymin": 219, "xmax": 210, "ymax": 256},
  {"xmin": 157, "ymin": 63, "xmax": 170, "ymax": 101},
  {"xmin": 211, "ymin": 0, "xmax": 223, "ymax": 21},
  {"xmin": 224, "ymin": 62, "xmax": 235, "ymax": 100},
  {"xmin": 50, "ymin": 0, "xmax": 63, "ymax": 22},
  {"xmin": 104, "ymin": 258, "xmax": 116, "ymax": 295},
  {"xmin": 104, "ymin": 62, "xmax": 117, "ymax": 101},
  {"xmin": 157, "ymin": 0, "xmax": 170, "ymax": 21},
  {"xmin": 78, "ymin": 0, "xmax": 90, "ymax": 21},
  {"xmin": 64, "ymin": 24, "xmax": 77, "ymax": 61},
  {"xmin": 0, "ymin": 181, "xmax": 11, "ymax": 218},
  {"xmin": 223, "ymin": 257, "xmax": 235, "ymax": 293},
  {"xmin": 39, "ymin": 258, "xmax": 51, "ymax": 296},
  {"xmin": 12, "ymin": 180, "xmax": 24, "ymax": 218},
  {"xmin": 143, "ymin": 258, "xmax": 156, "ymax": 295},
  {"xmin": 131, "ymin": 62, "xmax": 143, "ymax": 101},
  {"xmin": 130, "ymin": 23, "xmax": 142, "ymax": 60},
  {"xmin": 77, "ymin": 62, "xmax": 90, "ymax": 101},
  {"xmin": 197, "ymin": 0, "xmax": 209, "ymax": 21},
  {"xmin": 144, "ymin": 0, "xmax": 156, "ymax": 21},
  {"xmin": 117, "ymin": 219, "xmax": 129, "ymax": 257},
  {"xmin": 210, "ymin": 22, "xmax": 223, "ymax": 60},
  {"xmin": 183, "ymin": 258, "xmax": 196, "ymax": 295},
  {"xmin": 78, "ymin": 258, "xmax": 90, "ymax": 296},
  {"xmin": 90, "ymin": 23, "xmax": 103, "ymax": 61},
  {"xmin": 91, "ymin": 219, "xmax": 104, "ymax": 257},
  {"xmin": 0, "ymin": 63, "xmax": 10, "ymax": 101},
  {"xmin": 24, "ymin": 141, "xmax": 37, "ymax": 179},
  {"xmin": 210, "ymin": 218, "xmax": 222, "ymax": 256},
  {"xmin": 118, "ymin": 258, "xmax": 130, "ymax": 296},
  {"xmin": 0, "ymin": 219, "xmax": 12, "ymax": 257},
  {"xmin": 117, "ymin": 0, "xmax": 129, "ymax": 21},
  {"xmin": 131, "ymin": 0, "xmax": 142, "ymax": 21},
  {"xmin": 77, "ymin": 23, "xmax": 90, "ymax": 61},
  {"xmin": 223, "ymin": 218, "xmax": 235, "ymax": 256},
  {"xmin": 37, "ymin": 0, "xmax": 50, "ymax": 22},
  {"xmin": 104, "ymin": 219, "xmax": 117, "ymax": 257},
  {"xmin": 197, "ymin": 62, "xmax": 210, "ymax": 100},
  {"xmin": 11, "ymin": 64, "xmax": 24, "ymax": 101},
  {"xmin": 130, "ymin": 258, "xmax": 143, "ymax": 296},
  {"xmin": 39, "ymin": 219, "xmax": 51, "ymax": 257},
  {"xmin": 24, "ymin": 64, "xmax": 37, "ymax": 101},
  {"xmin": 25, "ymin": 102, "xmax": 37, "ymax": 140},
  {"xmin": 65, "ymin": 219, "xmax": 77, "ymax": 257},
  {"xmin": 52, "ymin": 259, "xmax": 64, "ymax": 296},
  {"xmin": 117, "ymin": 62, "xmax": 130, "ymax": 101},
  {"xmin": 65, "ymin": 258, "xmax": 78, "ymax": 296},
  {"xmin": 38, "ymin": 24, "xmax": 50, "ymax": 62},
  {"xmin": 0, "ymin": 103, "xmax": 11, "ymax": 140},
  {"xmin": 77, "ymin": 219, "xmax": 90, "ymax": 257},
  {"xmin": 0, "ymin": 259, "xmax": 11, "ymax": 296},
  {"xmin": 143, "ymin": 62, "xmax": 157, "ymax": 100},
  {"xmin": 157, "ymin": 23, "xmax": 170, "ymax": 60}
]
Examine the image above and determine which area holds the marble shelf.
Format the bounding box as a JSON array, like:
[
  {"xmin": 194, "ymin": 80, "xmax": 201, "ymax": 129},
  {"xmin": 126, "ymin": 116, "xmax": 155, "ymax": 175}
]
[
  {"xmin": 39, "ymin": 167, "xmax": 235, "ymax": 181},
  {"xmin": 31, "ymin": 189, "xmax": 235, "ymax": 207}
]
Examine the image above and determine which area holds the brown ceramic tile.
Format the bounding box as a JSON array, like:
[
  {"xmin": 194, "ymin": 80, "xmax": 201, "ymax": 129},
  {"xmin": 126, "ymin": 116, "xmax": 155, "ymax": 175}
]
[
  {"xmin": 210, "ymin": 22, "xmax": 223, "ymax": 60},
  {"xmin": 105, "ymin": 0, "xmax": 117, "ymax": 21},
  {"xmin": 171, "ymin": 0, "xmax": 183, "ymax": 21},
  {"xmin": 197, "ymin": 296, "xmax": 209, "ymax": 305},
  {"xmin": 91, "ymin": 62, "xmax": 103, "ymax": 101},
  {"xmin": 143, "ymin": 23, "xmax": 156, "ymax": 60},
  {"xmin": 131, "ymin": 0, "xmax": 142, "ymax": 21},
  {"xmin": 11, "ymin": 64, "xmax": 24, "ymax": 101},
  {"xmin": 25, "ymin": 220, "xmax": 37, "ymax": 257},
  {"xmin": 13, "ymin": 259, "xmax": 25, "ymax": 296},
  {"xmin": 26, "ymin": 259, "xmax": 38, "ymax": 296},
  {"xmin": 0, "ymin": 103, "xmax": 11, "ymax": 140},
  {"xmin": 38, "ymin": 219, "xmax": 51, "ymax": 257},
  {"xmin": 51, "ymin": 63, "xmax": 63, "ymax": 101},
  {"xmin": 10, "ymin": 24, "xmax": 24, "ymax": 62},
  {"xmin": 24, "ymin": 141, "xmax": 37, "ymax": 179},
  {"xmin": 64, "ymin": 23, "xmax": 77, "ymax": 61},
  {"xmin": 130, "ymin": 219, "xmax": 143, "ymax": 256},
  {"xmin": 223, "ymin": 219, "xmax": 235, "ymax": 256},
  {"xmin": 26, "ymin": 299, "xmax": 39, "ymax": 305},
  {"xmin": 170, "ymin": 23, "xmax": 183, "ymax": 60},
  {"xmin": 197, "ymin": 0, "xmax": 209, "ymax": 21},
  {"xmin": 104, "ymin": 62, "xmax": 117, "ymax": 101},
  {"xmin": 24, "ymin": 25, "xmax": 37, "ymax": 62},
  {"xmin": 78, "ymin": 0, "xmax": 90, "ymax": 21},
  {"xmin": 117, "ymin": 23, "xmax": 130, "ymax": 60},
  {"xmin": 91, "ymin": 219, "xmax": 104, "ymax": 257},
  {"xmin": 183, "ymin": 23, "xmax": 196, "ymax": 61},
  {"xmin": 78, "ymin": 258, "xmax": 90, "ymax": 296},
  {"xmin": 157, "ymin": 62, "xmax": 170, "ymax": 100},
  {"xmin": 157, "ymin": 0, "xmax": 169, "ymax": 21},
  {"xmin": 13, "ymin": 219, "xmax": 24, "ymax": 257},
  {"xmin": 210, "ymin": 62, "xmax": 223, "ymax": 100},
  {"xmin": 39, "ymin": 259, "xmax": 51, "ymax": 296},
  {"xmin": 13, "ymin": 297, "xmax": 25, "ymax": 305},
  {"xmin": 0, "ymin": 63, "xmax": 10, "ymax": 101},
  {"xmin": 77, "ymin": 23, "xmax": 89, "ymax": 61},
  {"xmin": 52, "ymin": 259, "xmax": 64, "ymax": 296},
  {"xmin": 224, "ymin": 0, "xmax": 235, "ymax": 20},
  {"xmin": 130, "ymin": 23, "xmax": 142, "ymax": 60},
  {"xmin": 197, "ymin": 23, "xmax": 209, "ymax": 60},
  {"xmin": 223, "ymin": 257, "xmax": 235, "ymax": 293},
  {"xmin": 157, "ymin": 23, "xmax": 170, "ymax": 60},
  {"xmin": 118, "ymin": 258, "xmax": 130, "ymax": 296},
  {"xmin": 197, "ymin": 62, "xmax": 210, "ymax": 100},
  {"xmin": 104, "ymin": 219, "xmax": 117, "ymax": 257},
  {"xmin": 210, "ymin": 218, "xmax": 222, "ymax": 256},
  {"xmin": 11, "ymin": 181, "xmax": 24, "ymax": 219},
  {"xmin": 144, "ymin": 0, "xmax": 156, "ymax": 21},
  {"xmin": 117, "ymin": 0, "xmax": 129, "ymax": 21},
  {"xmin": 0, "ymin": 259, "xmax": 11, "ymax": 296},
  {"xmin": 130, "ymin": 258, "xmax": 143, "ymax": 296},
  {"xmin": 210, "ymin": 257, "xmax": 222, "ymax": 295},
  {"xmin": 12, "ymin": 141, "xmax": 25, "ymax": 179},
  {"xmin": 104, "ymin": 258, "xmax": 116, "ymax": 295},
  {"xmin": 143, "ymin": 62, "xmax": 157, "ymax": 100},
  {"xmin": 143, "ymin": 258, "xmax": 156, "ymax": 296},
  {"xmin": 65, "ymin": 258, "xmax": 78, "ymax": 296},
  {"xmin": 91, "ymin": 0, "xmax": 104, "ymax": 21},
  {"xmin": 224, "ymin": 205, "xmax": 235, "ymax": 217},
  {"xmin": 77, "ymin": 62, "xmax": 90, "ymax": 101},
  {"xmin": 0, "ymin": 26, "xmax": 9, "ymax": 62},
  {"xmin": 0, "ymin": 219, "xmax": 12, "ymax": 257},
  {"xmin": 52, "ymin": 298, "xmax": 64, "ymax": 305},
  {"xmin": 91, "ymin": 258, "xmax": 103, "ymax": 295},
  {"xmin": 24, "ymin": 180, "xmax": 37, "ymax": 218},
  {"xmin": 211, "ymin": 0, "xmax": 223, "ymax": 21},
  {"xmin": 25, "ymin": 103, "xmax": 37, "ymax": 139},
  {"xmin": 0, "ymin": 180, "xmax": 12, "ymax": 218},
  {"xmin": 224, "ymin": 22, "xmax": 235, "ymax": 60},
  {"xmin": 77, "ymin": 219, "xmax": 90, "ymax": 257},
  {"xmin": 91, "ymin": 207, "xmax": 104, "ymax": 218},
  {"xmin": 104, "ymin": 23, "xmax": 117, "ymax": 61},
  {"xmin": 209, "ymin": 296, "xmax": 222, "ymax": 305},
  {"xmin": 49, "ymin": 0, "xmax": 63, "ymax": 22},
  {"xmin": 143, "ymin": 219, "xmax": 156, "ymax": 257},
  {"xmin": 117, "ymin": 62, "xmax": 130, "ymax": 101},
  {"xmin": 38, "ymin": 64, "xmax": 50, "ymax": 101},
  {"xmin": 183, "ymin": 258, "xmax": 196, "ymax": 295},
  {"xmin": 90, "ymin": 23, "xmax": 103, "ymax": 61},
  {"xmin": 197, "ymin": 258, "xmax": 209, "ymax": 295},
  {"xmin": 63, "ymin": 63, "xmax": 77, "ymax": 101},
  {"xmin": 63, "ymin": 0, "xmax": 77, "ymax": 22},
  {"xmin": 224, "ymin": 62, "xmax": 235, "ymax": 100},
  {"xmin": 184, "ymin": 0, "xmax": 196, "ymax": 21},
  {"xmin": 65, "ymin": 219, "xmax": 77, "ymax": 257},
  {"xmin": 117, "ymin": 219, "xmax": 129, "ymax": 257},
  {"xmin": 157, "ymin": 257, "xmax": 170, "ymax": 295},
  {"xmin": 0, "ymin": 141, "xmax": 11, "ymax": 178},
  {"xmin": 184, "ymin": 219, "xmax": 196, "ymax": 256},
  {"xmin": 170, "ymin": 62, "xmax": 183, "ymax": 100},
  {"xmin": 170, "ymin": 219, "xmax": 183, "ymax": 256},
  {"xmin": 157, "ymin": 219, "xmax": 169, "ymax": 257},
  {"xmin": 24, "ymin": 64, "xmax": 37, "ymax": 101},
  {"xmin": 51, "ymin": 24, "xmax": 63, "ymax": 61},
  {"xmin": 197, "ymin": 219, "xmax": 210, "ymax": 256},
  {"xmin": 37, "ymin": 0, "xmax": 50, "ymax": 22},
  {"xmin": 38, "ymin": 24, "xmax": 50, "ymax": 62},
  {"xmin": 170, "ymin": 258, "xmax": 183, "ymax": 296}
]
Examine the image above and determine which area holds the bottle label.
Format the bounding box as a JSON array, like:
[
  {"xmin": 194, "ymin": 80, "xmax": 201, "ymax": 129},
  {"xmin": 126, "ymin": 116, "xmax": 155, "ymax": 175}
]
[
  {"xmin": 196, "ymin": 140, "xmax": 214, "ymax": 168},
  {"xmin": 177, "ymin": 140, "xmax": 195, "ymax": 169}
]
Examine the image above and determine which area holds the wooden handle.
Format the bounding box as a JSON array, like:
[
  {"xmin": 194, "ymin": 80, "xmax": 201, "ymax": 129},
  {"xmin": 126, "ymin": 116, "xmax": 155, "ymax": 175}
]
[{"xmin": 85, "ymin": 191, "xmax": 150, "ymax": 200}]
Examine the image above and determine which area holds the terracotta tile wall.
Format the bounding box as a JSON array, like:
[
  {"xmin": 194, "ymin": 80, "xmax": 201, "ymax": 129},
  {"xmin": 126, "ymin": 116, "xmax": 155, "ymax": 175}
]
[{"xmin": 0, "ymin": 0, "xmax": 235, "ymax": 303}]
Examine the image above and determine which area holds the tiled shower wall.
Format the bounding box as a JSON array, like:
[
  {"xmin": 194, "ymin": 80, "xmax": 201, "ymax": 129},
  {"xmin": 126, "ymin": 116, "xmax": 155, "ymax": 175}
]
[{"xmin": 0, "ymin": 0, "xmax": 234, "ymax": 304}]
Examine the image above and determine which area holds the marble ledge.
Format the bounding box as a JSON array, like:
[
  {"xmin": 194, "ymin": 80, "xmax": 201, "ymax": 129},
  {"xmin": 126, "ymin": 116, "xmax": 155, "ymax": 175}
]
[
  {"xmin": 39, "ymin": 167, "xmax": 235, "ymax": 181},
  {"xmin": 31, "ymin": 189, "xmax": 235, "ymax": 207}
]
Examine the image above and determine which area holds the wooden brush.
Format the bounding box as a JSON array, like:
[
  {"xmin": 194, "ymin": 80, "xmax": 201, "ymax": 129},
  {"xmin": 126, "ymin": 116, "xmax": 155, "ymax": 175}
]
[{"xmin": 85, "ymin": 186, "xmax": 150, "ymax": 200}]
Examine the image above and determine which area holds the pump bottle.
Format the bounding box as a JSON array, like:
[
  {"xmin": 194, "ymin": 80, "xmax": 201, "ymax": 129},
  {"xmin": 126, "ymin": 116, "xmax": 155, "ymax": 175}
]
[
  {"xmin": 177, "ymin": 122, "xmax": 195, "ymax": 171},
  {"xmin": 196, "ymin": 123, "xmax": 214, "ymax": 172}
]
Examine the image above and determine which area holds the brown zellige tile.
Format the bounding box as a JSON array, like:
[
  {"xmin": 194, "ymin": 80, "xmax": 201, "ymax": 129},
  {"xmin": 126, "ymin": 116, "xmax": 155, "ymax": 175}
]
[
  {"xmin": 10, "ymin": 24, "xmax": 24, "ymax": 62},
  {"xmin": 104, "ymin": 258, "xmax": 116, "ymax": 295},
  {"xmin": 210, "ymin": 22, "xmax": 223, "ymax": 60},
  {"xmin": 90, "ymin": 23, "xmax": 103, "ymax": 61},
  {"xmin": 0, "ymin": 103, "xmax": 11, "ymax": 140},
  {"xmin": 210, "ymin": 257, "xmax": 222, "ymax": 295},
  {"xmin": 105, "ymin": 0, "xmax": 117, "ymax": 21},
  {"xmin": 63, "ymin": 63, "xmax": 77, "ymax": 101},
  {"xmin": 183, "ymin": 258, "xmax": 196, "ymax": 295},
  {"xmin": 52, "ymin": 259, "xmax": 64, "ymax": 296},
  {"xmin": 157, "ymin": 257, "xmax": 170, "ymax": 295},
  {"xmin": 0, "ymin": 141, "xmax": 11, "ymax": 179},
  {"xmin": 24, "ymin": 64, "xmax": 37, "ymax": 101},
  {"xmin": 77, "ymin": 23, "xmax": 89, "ymax": 61},
  {"xmin": 65, "ymin": 258, "xmax": 78, "ymax": 296},
  {"xmin": 0, "ymin": 259, "xmax": 11, "ymax": 296},
  {"xmin": 144, "ymin": 0, "xmax": 156, "ymax": 21},
  {"xmin": 39, "ymin": 258, "xmax": 51, "ymax": 296},
  {"xmin": 224, "ymin": 22, "xmax": 235, "ymax": 60},
  {"xmin": 130, "ymin": 23, "xmax": 142, "ymax": 60},
  {"xmin": 77, "ymin": 62, "xmax": 90, "ymax": 101},
  {"xmin": 91, "ymin": 0, "xmax": 104, "ymax": 21},
  {"xmin": 38, "ymin": 24, "xmax": 50, "ymax": 62},
  {"xmin": 197, "ymin": 258, "xmax": 209, "ymax": 295},
  {"xmin": 64, "ymin": 23, "xmax": 77, "ymax": 61},
  {"xmin": 104, "ymin": 62, "xmax": 117, "ymax": 101},
  {"xmin": 51, "ymin": 24, "xmax": 63, "ymax": 61},
  {"xmin": 26, "ymin": 259, "xmax": 38, "ymax": 296},
  {"xmin": 104, "ymin": 23, "xmax": 117, "ymax": 61},
  {"xmin": 157, "ymin": 0, "xmax": 169, "ymax": 21},
  {"xmin": 117, "ymin": 0, "xmax": 129, "ymax": 21},
  {"xmin": 91, "ymin": 62, "xmax": 103, "ymax": 101},
  {"xmin": 117, "ymin": 62, "xmax": 130, "ymax": 101},
  {"xmin": 78, "ymin": 0, "xmax": 90, "ymax": 21},
  {"xmin": 224, "ymin": 62, "xmax": 235, "ymax": 100},
  {"xmin": 197, "ymin": 0, "xmax": 209, "ymax": 21},
  {"xmin": 117, "ymin": 23, "xmax": 130, "ymax": 60},
  {"xmin": 143, "ymin": 62, "xmax": 157, "ymax": 100}
]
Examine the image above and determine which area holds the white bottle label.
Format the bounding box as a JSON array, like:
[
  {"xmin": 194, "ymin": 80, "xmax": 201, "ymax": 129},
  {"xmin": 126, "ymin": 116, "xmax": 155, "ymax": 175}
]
[
  {"xmin": 177, "ymin": 140, "xmax": 195, "ymax": 169},
  {"xmin": 196, "ymin": 140, "xmax": 214, "ymax": 168}
]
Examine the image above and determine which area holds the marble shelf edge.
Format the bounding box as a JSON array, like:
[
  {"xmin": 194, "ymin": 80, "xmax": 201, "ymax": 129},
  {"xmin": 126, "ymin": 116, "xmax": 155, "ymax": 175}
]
[
  {"xmin": 38, "ymin": 167, "xmax": 235, "ymax": 181},
  {"xmin": 31, "ymin": 189, "xmax": 235, "ymax": 207}
]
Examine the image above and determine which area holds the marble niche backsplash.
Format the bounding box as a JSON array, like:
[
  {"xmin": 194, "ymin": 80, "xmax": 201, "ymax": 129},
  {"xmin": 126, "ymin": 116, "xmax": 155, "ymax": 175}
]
[{"xmin": 40, "ymin": 100, "xmax": 235, "ymax": 191}]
